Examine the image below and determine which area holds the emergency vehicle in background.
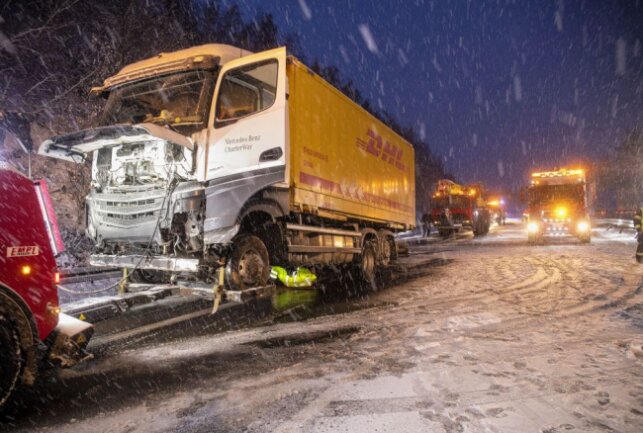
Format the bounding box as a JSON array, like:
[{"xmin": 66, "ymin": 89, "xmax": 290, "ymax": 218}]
[
  {"xmin": 0, "ymin": 165, "xmax": 93, "ymax": 409},
  {"xmin": 431, "ymin": 179, "xmax": 491, "ymax": 237},
  {"xmin": 38, "ymin": 44, "xmax": 415, "ymax": 290},
  {"xmin": 525, "ymin": 168, "xmax": 591, "ymax": 243},
  {"xmin": 487, "ymin": 198, "xmax": 506, "ymax": 225}
]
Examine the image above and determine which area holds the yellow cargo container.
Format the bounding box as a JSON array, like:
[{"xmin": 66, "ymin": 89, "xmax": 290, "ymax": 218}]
[{"xmin": 287, "ymin": 57, "xmax": 416, "ymax": 230}]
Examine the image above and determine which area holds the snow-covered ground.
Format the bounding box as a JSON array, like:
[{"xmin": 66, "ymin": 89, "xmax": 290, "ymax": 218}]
[{"xmin": 4, "ymin": 223, "xmax": 642, "ymax": 433}]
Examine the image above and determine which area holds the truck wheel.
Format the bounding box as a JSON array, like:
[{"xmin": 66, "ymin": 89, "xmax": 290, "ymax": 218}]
[
  {"xmin": 359, "ymin": 240, "xmax": 377, "ymax": 285},
  {"xmin": 226, "ymin": 235, "xmax": 270, "ymax": 291},
  {"xmin": 579, "ymin": 235, "xmax": 591, "ymax": 244},
  {"xmin": 438, "ymin": 229, "xmax": 451, "ymax": 238},
  {"xmin": 0, "ymin": 316, "xmax": 22, "ymax": 409},
  {"xmin": 379, "ymin": 236, "xmax": 396, "ymax": 267},
  {"xmin": 387, "ymin": 236, "xmax": 398, "ymax": 262},
  {"xmin": 473, "ymin": 220, "xmax": 482, "ymax": 236}
]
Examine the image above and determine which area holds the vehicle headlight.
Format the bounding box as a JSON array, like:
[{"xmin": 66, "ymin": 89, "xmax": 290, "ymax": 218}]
[
  {"xmin": 577, "ymin": 221, "xmax": 589, "ymax": 232},
  {"xmin": 528, "ymin": 222, "xmax": 540, "ymax": 233}
]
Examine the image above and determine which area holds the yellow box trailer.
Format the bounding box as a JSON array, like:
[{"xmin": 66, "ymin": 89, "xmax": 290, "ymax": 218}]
[
  {"xmin": 39, "ymin": 44, "xmax": 416, "ymax": 290},
  {"xmin": 288, "ymin": 57, "xmax": 415, "ymax": 229}
]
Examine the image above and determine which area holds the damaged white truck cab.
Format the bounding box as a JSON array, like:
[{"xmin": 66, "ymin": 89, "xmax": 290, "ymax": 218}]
[{"xmin": 40, "ymin": 44, "xmax": 416, "ymax": 290}]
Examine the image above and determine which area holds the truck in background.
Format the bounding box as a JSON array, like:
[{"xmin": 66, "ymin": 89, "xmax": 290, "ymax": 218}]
[
  {"xmin": 486, "ymin": 197, "xmax": 506, "ymax": 225},
  {"xmin": 431, "ymin": 179, "xmax": 491, "ymax": 237},
  {"xmin": 39, "ymin": 44, "xmax": 415, "ymax": 290},
  {"xmin": 525, "ymin": 168, "xmax": 591, "ymax": 243},
  {"xmin": 0, "ymin": 165, "xmax": 93, "ymax": 409}
]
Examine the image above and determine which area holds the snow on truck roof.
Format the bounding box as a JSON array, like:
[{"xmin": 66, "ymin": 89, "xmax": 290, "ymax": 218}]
[{"xmin": 96, "ymin": 44, "xmax": 253, "ymax": 91}]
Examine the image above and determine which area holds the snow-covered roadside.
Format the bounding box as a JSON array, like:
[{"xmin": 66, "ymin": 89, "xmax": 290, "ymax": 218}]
[{"xmin": 6, "ymin": 225, "xmax": 643, "ymax": 433}]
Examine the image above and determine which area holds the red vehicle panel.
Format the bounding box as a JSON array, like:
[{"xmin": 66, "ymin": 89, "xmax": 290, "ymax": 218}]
[{"xmin": 0, "ymin": 167, "xmax": 59, "ymax": 339}]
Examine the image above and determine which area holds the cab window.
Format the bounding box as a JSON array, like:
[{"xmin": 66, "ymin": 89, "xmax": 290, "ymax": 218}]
[{"xmin": 215, "ymin": 59, "xmax": 278, "ymax": 125}]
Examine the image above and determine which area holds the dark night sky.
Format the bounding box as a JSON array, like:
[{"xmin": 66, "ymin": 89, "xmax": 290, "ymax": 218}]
[{"xmin": 233, "ymin": 0, "xmax": 643, "ymax": 192}]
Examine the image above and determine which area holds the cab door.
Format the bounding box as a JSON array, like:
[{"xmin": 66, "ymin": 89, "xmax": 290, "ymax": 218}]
[{"xmin": 201, "ymin": 47, "xmax": 287, "ymax": 182}]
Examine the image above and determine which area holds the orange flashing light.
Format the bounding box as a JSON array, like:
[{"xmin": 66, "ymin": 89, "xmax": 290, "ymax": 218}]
[
  {"xmin": 555, "ymin": 206, "xmax": 568, "ymax": 218},
  {"xmin": 54, "ymin": 271, "xmax": 61, "ymax": 284},
  {"xmin": 532, "ymin": 168, "xmax": 586, "ymax": 178},
  {"xmin": 21, "ymin": 265, "xmax": 32, "ymax": 276}
]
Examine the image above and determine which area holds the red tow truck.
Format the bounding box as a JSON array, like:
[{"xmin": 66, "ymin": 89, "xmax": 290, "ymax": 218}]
[
  {"xmin": 431, "ymin": 179, "xmax": 491, "ymax": 237},
  {"xmin": 0, "ymin": 165, "xmax": 93, "ymax": 409}
]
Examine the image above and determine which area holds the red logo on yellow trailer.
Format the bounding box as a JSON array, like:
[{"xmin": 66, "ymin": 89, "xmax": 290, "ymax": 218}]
[{"xmin": 356, "ymin": 128, "xmax": 406, "ymax": 171}]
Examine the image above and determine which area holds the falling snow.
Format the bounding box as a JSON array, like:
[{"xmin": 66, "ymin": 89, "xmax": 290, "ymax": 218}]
[
  {"xmin": 615, "ymin": 37, "xmax": 627, "ymax": 76},
  {"xmin": 358, "ymin": 24, "xmax": 378, "ymax": 54},
  {"xmin": 0, "ymin": 2, "xmax": 642, "ymax": 431},
  {"xmin": 297, "ymin": 0, "xmax": 312, "ymax": 21}
]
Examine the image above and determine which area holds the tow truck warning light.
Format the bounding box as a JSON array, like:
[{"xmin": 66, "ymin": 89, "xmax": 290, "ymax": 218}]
[{"xmin": 531, "ymin": 169, "xmax": 586, "ymax": 185}]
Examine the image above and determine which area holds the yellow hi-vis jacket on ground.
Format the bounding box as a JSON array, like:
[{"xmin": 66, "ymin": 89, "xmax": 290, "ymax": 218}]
[{"xmin": 270, "ymin": 266, "xmax": 317, "ymax": 288}]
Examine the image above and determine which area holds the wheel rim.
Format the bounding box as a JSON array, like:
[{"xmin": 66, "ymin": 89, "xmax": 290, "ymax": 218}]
[
  {"xmin": 239, "ymin": 248, "xmax": 265, "ymax": 285},
  {"xmin": 361, "ymin": 249, "xmax": 375, "ymax": 278}
]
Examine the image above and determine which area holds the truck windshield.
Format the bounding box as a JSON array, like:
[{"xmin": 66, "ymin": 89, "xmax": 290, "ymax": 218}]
[
  {"xmin": 101, "ymin": 69, "xmax": 217, "ymax": 135},
  {"xmin": 528, "ymin": 184, "xmax": 585, "ymax": 207}
]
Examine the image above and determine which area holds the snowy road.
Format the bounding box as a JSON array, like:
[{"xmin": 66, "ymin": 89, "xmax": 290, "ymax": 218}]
[{"xmin": 3, "ymin": 222, "xmax": 642, "ymax": 433}]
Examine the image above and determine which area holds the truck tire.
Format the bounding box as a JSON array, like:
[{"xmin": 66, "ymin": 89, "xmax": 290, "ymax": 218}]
[
  {"xmin": 225, "ymin": 235, "xmax": 271, "ymax": 291},
  {"xmin": 378, "ymin": 235, "xmax": 397, "ymax": 266},
  {"xmin": 0, "ymin": 316, "xmax": 22, "ymax": 409},
  {"xmin": 359, "ymin": 240, "xmax": 377, "ymax": 285},
  {"xmin": 579, "ymin": 234, "xmax": 591, "ymax": 244},
  {"xmin": 387, "ymin": 236, "xmax": 398, "ymax": 262},
  {"xmin": 474, "ymin": 212, "xmax": 490, "ymax": 237},
  {"xmin": 473, "ymin": 220, "xmax": 483, "ymax": 236}
]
